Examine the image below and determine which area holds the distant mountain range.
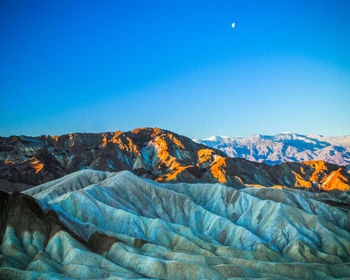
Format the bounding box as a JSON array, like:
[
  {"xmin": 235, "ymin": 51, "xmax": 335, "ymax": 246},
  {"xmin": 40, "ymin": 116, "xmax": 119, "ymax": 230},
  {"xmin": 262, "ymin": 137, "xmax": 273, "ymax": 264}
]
[
  {"xmin": 1, "ymin": 129, "xmax": 350, "ymax": 279},
  {"xmin": 194, "ymin": 133, "xmax": 350, "ymax": 166},
  {"xmin": 1, "ymin": 128, "xmax": 349, "ymax": 192}
]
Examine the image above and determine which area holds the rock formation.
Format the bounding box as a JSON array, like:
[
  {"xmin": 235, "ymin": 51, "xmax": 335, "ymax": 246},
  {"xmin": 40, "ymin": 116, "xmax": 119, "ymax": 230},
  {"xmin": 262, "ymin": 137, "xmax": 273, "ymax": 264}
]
[
  {"xmin": 1, "ymin": 128, "xmax": 350, "ymax": 192},
  {"xmin": 1, "ymin": 170, "xmax": 349, "ymax": 279}
]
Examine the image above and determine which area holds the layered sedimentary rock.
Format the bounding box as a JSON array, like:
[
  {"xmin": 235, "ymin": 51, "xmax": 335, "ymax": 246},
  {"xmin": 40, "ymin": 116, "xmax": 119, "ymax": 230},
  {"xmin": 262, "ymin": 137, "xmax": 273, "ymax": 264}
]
[
  {"xmin": 1, "ymin": 128, "xmax": 350, "ymax": 192},
  {"xmin": 1, "ymin": 170, "xmax": 350, "ymax": 279}
]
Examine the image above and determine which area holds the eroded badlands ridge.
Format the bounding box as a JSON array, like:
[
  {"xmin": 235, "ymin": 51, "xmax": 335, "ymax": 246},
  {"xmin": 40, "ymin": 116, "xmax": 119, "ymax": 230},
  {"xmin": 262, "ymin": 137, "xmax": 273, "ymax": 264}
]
[
  {"xmin": 0, "ymin": 170, "xmax": 350, "ymax": 279},
  {"xmin": 1, "ymin": 127, "xmax": 350, "ymax": 192}
]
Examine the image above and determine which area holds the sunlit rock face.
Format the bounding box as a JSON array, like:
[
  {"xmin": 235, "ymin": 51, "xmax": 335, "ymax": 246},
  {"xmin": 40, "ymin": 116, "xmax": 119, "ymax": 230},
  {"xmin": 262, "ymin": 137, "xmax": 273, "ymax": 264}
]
[
  {"xmin": 0, "ymin": 128, "xmax": 223, "ymax": 189},
  {"xmin": 195, "ymin": 133, "xmax": 350, "ymax": 166},
  {"xmin": 1, "ymin": 128, "xmax": 350, "ymax": 192},
  {"xmin": 1, "ymin": 170, "xmax": 350, "ymax": 279}
]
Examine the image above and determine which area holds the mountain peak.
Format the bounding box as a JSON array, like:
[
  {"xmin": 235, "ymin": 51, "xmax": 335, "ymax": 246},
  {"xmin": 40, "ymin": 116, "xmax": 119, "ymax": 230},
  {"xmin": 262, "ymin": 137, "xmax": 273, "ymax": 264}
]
[
  {"xmin": 196, "ymin": 133, "xmax": 350, "ymax": 166},
  {"xmin": 1, "ymin": 128, "xmax": 350, "ymax": 192}
]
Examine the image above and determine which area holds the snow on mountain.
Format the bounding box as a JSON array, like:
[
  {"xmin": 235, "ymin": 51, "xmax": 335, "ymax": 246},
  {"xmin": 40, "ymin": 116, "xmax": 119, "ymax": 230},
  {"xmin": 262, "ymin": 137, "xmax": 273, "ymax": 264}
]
[
  {"xmin": 1, "ymin": 170, "xmax": 350, "ymax": 279},
  {"xmin": 194, "ymin": 133, "xmax": 350, "ymax": 165},
  {"xmin": 1, "ymin": 128, "xmax": 350, "ymax": 192}
]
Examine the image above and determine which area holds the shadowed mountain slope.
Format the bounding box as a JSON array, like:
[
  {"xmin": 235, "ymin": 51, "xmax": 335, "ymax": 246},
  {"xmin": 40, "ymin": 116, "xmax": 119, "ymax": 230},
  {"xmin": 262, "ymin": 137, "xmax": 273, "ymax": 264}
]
[
  {"xmin": 1, "ymin": 170, "xmax": 350, "ymax": 279},
  {"xmin": 1, "ymin": 128, "xmax": 350, "ymax": 192}
]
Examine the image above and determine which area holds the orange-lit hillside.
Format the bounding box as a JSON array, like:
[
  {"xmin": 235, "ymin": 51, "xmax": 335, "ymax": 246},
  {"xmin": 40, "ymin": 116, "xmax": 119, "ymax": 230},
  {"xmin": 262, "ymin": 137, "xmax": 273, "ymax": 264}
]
[
  {"xmin": 321, "ymin": 168, "xmax": 350, "ymax": 191},
  {"xmin": 1, "ymin": 128, "xmax": 349, "ymax": 192},
  {"xmin": 29, "ymin": 157, "xmax": 44, "ymax": 173},
  {"xmin": 284, "ymin": 161, "xmax": 350, "ymax": 191},
  {"xmin": 208, "ymin": 158, "xmax": 228, "ymax": 184}
]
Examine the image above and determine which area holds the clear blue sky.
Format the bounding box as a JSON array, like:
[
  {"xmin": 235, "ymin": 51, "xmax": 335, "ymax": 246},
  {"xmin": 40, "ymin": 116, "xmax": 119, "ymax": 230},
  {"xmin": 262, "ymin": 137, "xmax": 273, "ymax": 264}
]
[{"xmin": 1, "ymin": 0, "xmax": 349, "ymax": 138}]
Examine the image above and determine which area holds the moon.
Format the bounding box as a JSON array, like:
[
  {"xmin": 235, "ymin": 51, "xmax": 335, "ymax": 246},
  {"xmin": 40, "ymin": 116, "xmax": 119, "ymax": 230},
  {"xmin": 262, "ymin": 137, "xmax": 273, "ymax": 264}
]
[{"xmin": 232, "ymin": 22, "xmax": 236, "ymax": 28}]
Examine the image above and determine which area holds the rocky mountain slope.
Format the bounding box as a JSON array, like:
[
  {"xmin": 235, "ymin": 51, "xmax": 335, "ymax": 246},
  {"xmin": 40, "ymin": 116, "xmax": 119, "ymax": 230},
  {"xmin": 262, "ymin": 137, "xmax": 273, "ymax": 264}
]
[
  {"xmin": 1, "ymin": 128, "xmax": 350, "ymax": 192},
  {"xmin": 195, "ymin": 133, "xmax": 350, "ymax": 165},
  {"xmin": 1, "ymin": 170, "xmax": 350, "ymax": 279}
]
